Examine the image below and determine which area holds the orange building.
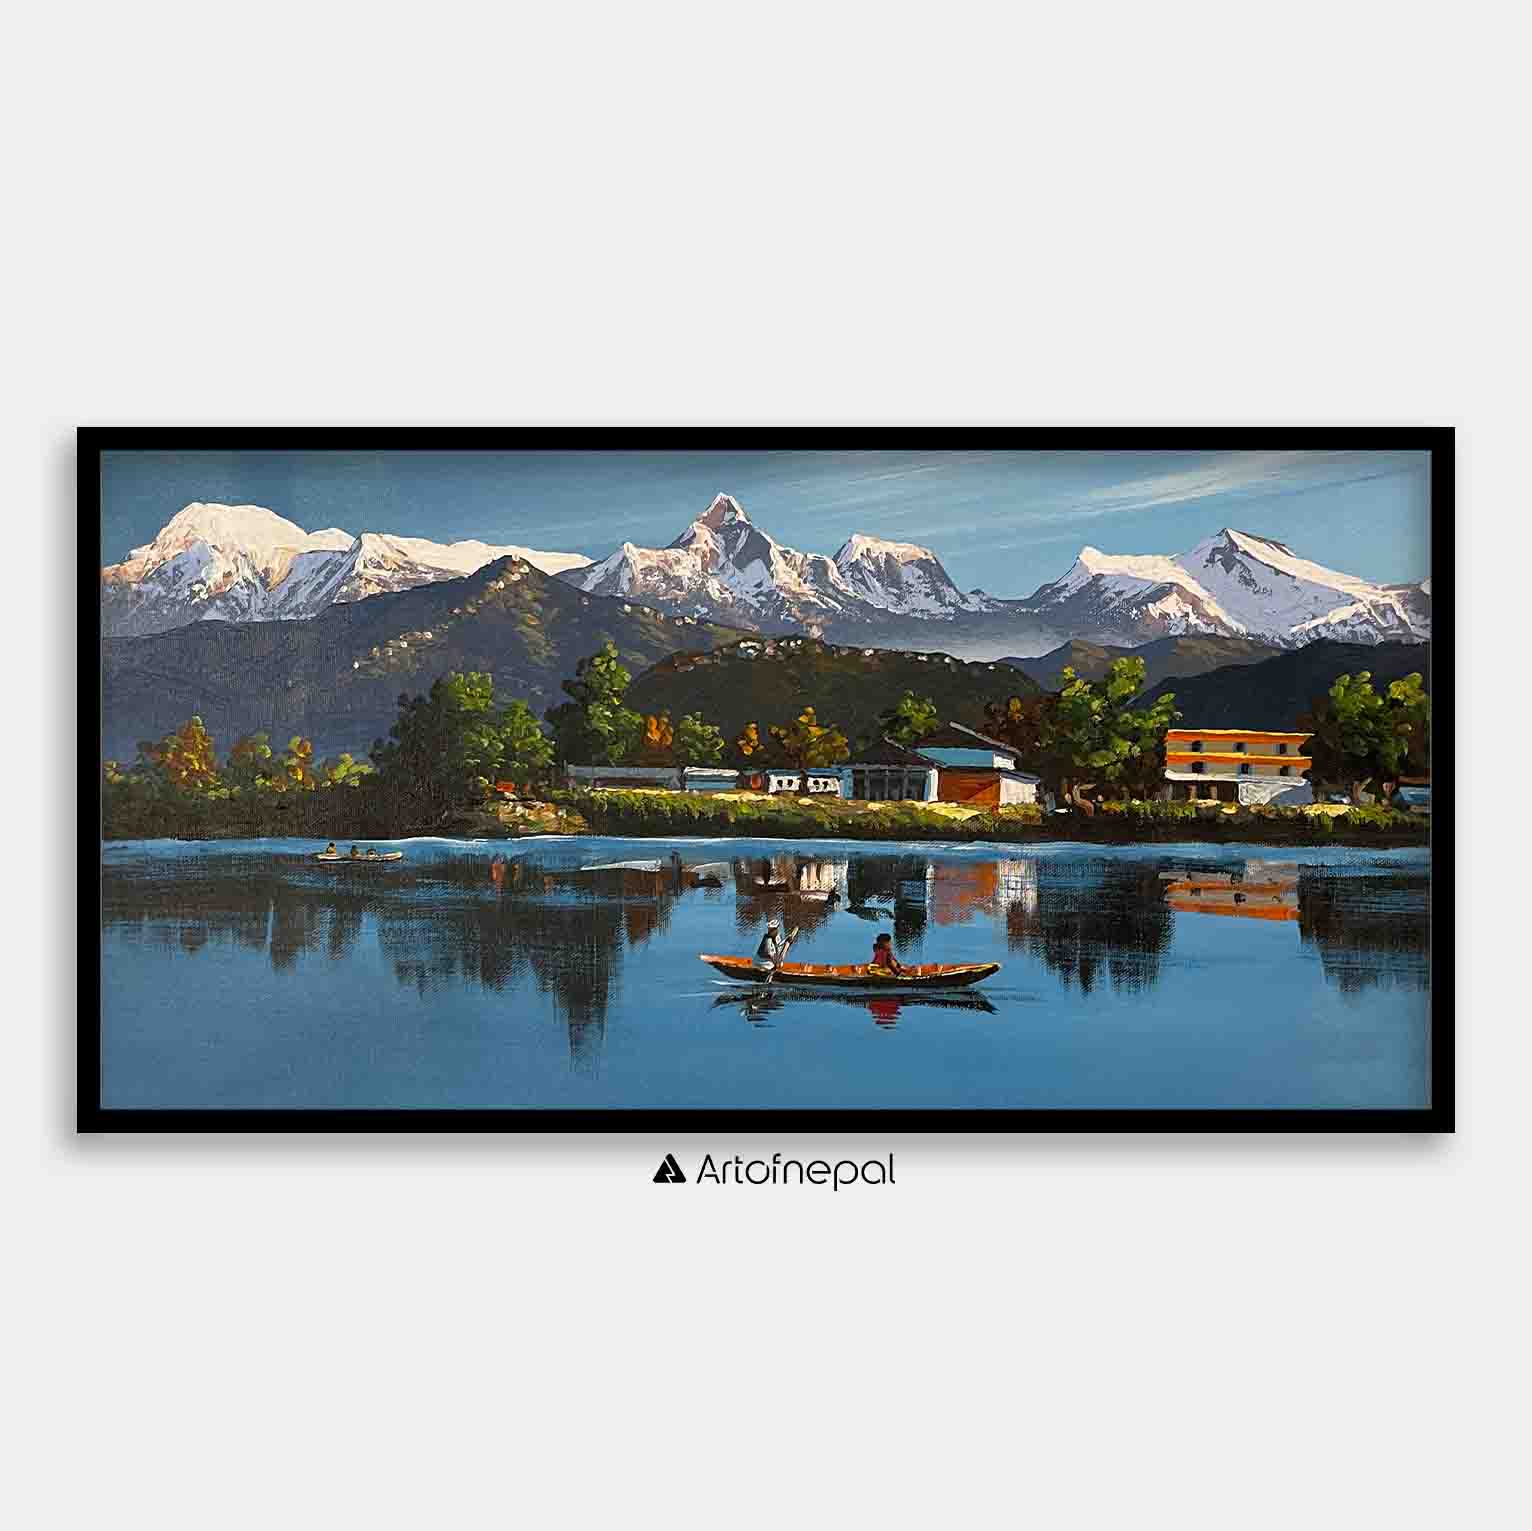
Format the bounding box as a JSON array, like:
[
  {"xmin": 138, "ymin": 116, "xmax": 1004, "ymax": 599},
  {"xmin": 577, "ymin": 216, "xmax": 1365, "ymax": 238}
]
[{"xmin": 1164, "ymin": 727, "xmax": 1313, "ymax": 805}]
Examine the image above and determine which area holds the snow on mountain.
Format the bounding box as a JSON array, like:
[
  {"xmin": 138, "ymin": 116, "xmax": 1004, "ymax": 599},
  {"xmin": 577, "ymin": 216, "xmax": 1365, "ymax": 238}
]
[
  {"xmin": 1017, "ymin": 544, "xmax": 1243, "ymax": 642},
  {"xmin": 1019, "ymin": 528, "xmax": 1431, "ymax": 648},
  {"xmin": 564, "ymin": 493, "xmax": 996, "ymax": 632},
  {"xmin": 568, "ymin": 494, "xmax": 848, "ymax": 628},
  {"xmin": 1174, "ymin": 529, "xmax": 1430, "ymax": 645},
  {"xmin": 101, "ymin": 502, "xmax": 591, "ymax": 637},
  {"xmin": 832, "ymin": 533, "xmax": 997, "ymax": 616}
]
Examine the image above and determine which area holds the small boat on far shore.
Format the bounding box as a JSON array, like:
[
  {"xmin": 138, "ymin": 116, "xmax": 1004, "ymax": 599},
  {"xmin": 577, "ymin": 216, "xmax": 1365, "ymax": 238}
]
[
  {"xmin": 314, "ymin": 851, "xmax": 404, "ymax": 864},
  {"xmin": 699, "ymin": 955, "xmax": 999, "ymax": 990}
]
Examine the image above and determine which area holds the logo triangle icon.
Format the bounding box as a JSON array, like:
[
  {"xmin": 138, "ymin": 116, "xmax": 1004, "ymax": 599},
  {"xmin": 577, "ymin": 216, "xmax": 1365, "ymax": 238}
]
[{"xmin": 653, "ymin": 1152, "xmax": 686, "ymax": 1184}]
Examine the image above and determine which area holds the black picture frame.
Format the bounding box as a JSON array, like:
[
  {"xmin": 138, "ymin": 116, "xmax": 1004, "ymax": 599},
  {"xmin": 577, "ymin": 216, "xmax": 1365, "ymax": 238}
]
[{"xmin": 80, "ymin": 427, "xmax": 1454, "ymax": 1133}]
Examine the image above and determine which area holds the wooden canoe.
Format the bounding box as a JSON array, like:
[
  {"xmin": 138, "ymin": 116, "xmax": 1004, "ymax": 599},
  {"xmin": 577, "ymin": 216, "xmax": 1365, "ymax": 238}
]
[
  {"xmin": 314, "ymin": 851, "xmax": 404, "ymax": 863},
  {"xmin": 699, "ymin": 955, "xmax": 999, "ymax": 989}
]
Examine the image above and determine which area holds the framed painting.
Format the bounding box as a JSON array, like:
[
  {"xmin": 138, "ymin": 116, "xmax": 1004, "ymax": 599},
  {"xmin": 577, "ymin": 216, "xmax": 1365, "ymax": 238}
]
[{"xmin": 81, "ymin": 429, "xmax": 1452, "ymax": 1130}]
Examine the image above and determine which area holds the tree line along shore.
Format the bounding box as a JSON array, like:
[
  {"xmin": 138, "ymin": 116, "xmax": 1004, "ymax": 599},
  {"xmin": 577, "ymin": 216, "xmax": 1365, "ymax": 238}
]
[{"xmin": 101, "ymin": 641, "xmax": 1431, "ymax": 847}]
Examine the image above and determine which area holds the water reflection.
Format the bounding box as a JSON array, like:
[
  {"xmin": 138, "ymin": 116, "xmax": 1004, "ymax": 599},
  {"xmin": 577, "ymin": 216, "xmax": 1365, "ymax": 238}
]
[
  {"xmin": 709, "ymin": 985, "xmax": 998, "ymax": 1029},
  {"xmin": 102, "ymin": 844, "xmax": 1431, "ymax": 1078},
  {"xmin": 1004, "ymin": 860, "xmax": 1173, "ymax": 994},
  {"xmin": 1162, "ymin": 860, "xmax": 1300, "ymax": 922},
  {"xmin": 1297, "ymin": 869, "xmax": 1430, "ymax": 994}
]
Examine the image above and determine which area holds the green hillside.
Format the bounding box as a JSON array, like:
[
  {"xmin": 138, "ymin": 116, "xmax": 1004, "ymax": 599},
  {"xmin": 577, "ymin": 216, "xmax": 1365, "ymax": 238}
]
[
  {"xmin": 626, "ymin": 636, "xmax": 1042, "ymax": 748},
  {"xmin": 1137, "ymin": 640, "xmax": 1432, "ymax": 730},
  {"xmin": 1007, "ymin": 635, "xmax": 1281, "ymax": 693},
  {"xmin": 101, "ymin": 558, "xmax": 745, "ymax": 760}
]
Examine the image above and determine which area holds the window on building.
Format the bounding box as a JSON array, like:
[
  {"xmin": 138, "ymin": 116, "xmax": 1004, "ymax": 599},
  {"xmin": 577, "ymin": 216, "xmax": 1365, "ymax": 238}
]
[
  {"xmin": 1190, "ymin": 740, "xmax": 1203, "ymax": 753},
  {"xmin": 852, "ymin": 770, "xmax": 866, "ymax": 799},
  {"xmin": 1239, "ymin": 763, "xmax": 1251, "ymax": 776},
  {"xmin": 1191, "ymin": 762, "xmax": 1206, "ymax": 775},
  {"xmin": 1279, "ymin": 765, "xmax": 1292, "ymax": 777},
  {"xmin": 1277, "ymin": 742, "xmax": 1289, "ymax": 755},
  {"xmin": 1234, "ymin": 741, "xmax": 1246, "ymax": 753}
]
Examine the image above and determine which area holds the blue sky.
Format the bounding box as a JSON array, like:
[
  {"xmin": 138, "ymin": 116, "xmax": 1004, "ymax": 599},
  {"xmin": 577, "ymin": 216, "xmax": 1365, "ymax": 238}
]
[{"xmin": 101, "ymin": 449, "xmax": 1431, "ymax": 594}]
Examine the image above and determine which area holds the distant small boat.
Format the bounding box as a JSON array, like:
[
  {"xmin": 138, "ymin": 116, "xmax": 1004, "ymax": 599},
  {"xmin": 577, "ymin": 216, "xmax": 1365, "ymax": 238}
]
[
  {"xmin": 581, "ymin": 858, "xmax": 664, "ymax": 873},
  {"xmin": 752, "ymin": 877, "xmax": 791, "ymax": 889},
  {"xmin": 699, "ymin": 955, "xmax": 999, "ymax": 990},
  {"xmin": 314, "ymin": 851, "xmax": 403, "ymax": 863}
]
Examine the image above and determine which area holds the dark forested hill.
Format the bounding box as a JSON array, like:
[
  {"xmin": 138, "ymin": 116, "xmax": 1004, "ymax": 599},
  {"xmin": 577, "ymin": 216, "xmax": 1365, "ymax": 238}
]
[
  {"xmin": 100, "ymin": 557, "xmax": 745, "ymax": 760},
  {"xmin": 626, "ymin": 637, "xmax": 1042, "ymax": 749},
  {"xmin": 1006, "ymin": 635, "xmax": 1282, "ymax": 693},
  {"xmin": 1137, "ymin": 641, "xmax": 1432, "ymax": 730}
]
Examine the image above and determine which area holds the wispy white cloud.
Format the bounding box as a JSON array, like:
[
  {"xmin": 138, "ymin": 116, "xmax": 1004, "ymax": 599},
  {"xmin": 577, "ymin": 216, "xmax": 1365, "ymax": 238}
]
[{"xmin": 1063, "ymin": 450, "xmax": 1425, "ymax": 520}]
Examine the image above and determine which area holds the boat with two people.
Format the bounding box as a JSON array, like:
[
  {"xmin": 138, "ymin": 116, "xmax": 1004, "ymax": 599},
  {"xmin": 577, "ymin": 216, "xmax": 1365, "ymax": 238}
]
[{"xmin": 699, "ymin": 954, "xmax": 1000, "ymax": 990}]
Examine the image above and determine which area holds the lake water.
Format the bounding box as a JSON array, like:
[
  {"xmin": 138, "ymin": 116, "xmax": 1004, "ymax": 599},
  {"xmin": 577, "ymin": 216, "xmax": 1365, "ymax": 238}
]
[{"xmin": 99, "ymin": 836, "xmax": 1432, "ymax": 1111}]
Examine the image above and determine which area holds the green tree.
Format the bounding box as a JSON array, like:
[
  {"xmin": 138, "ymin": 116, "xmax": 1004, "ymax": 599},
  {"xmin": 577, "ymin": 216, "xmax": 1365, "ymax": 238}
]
[
  {"xmin": 226, "ymin": 732, "xmax": 277, "ymax": 792},
  {"xmin": 983, "ymin": 693, "xmax": 1073, "ymax": 789},
  {"xmin": 320, "ymin": 752, "xmax": 375, "ymax": 789},
  {"xmin": 545, "ymin": 642, "xmax": 644, "ymax": 765},
  {"xmin": 770, "ymin": 707, "xmax": 850, "ymax": 771},
  {"xmin": 373, "ymin": 672, "xmax": 548, "ymax": 820},
  {"xmin": 1386, "ymin": 672, "xmax": 1432, "ymax": 780},
  {"xmin": 1303, "ymin": 671, "xmax": 1427, "ymax": 803},
  {"xmin": 1052, "ymin": 659, "xmax": 1179, "ymax": 807},
  {"xmin": 673, "ymin": 712, "xmax": 726, "ymax": 767},
  {"xmin": 986, "ymin": 659, "xmax": 1178, "ymax": 811},
  {"xmin": 876, "ymin": 691, "xmax": 939, "ymax": 748},
  {"xmin": 498, "ymin": 698, "xmax": 556, "ymax": 787}
]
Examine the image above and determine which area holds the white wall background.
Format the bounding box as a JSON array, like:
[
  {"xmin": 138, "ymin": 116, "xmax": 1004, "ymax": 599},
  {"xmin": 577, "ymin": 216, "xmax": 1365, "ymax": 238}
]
[{"xmin": 7, "ymin": 4, "xmax": 1526, "ymax": 1528}]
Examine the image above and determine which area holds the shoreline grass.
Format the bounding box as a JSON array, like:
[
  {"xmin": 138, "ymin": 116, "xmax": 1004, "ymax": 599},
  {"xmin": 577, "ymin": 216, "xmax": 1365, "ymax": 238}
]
[{"xmin": 100, "ymin": 785, "xmax": 1431, "ymax": 850}]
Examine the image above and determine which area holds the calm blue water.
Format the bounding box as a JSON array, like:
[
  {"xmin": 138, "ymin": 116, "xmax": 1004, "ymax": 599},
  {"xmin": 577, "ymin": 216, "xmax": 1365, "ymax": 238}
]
[{"xmin": 100, "ymin": 836, "xmax": 1431, "ymax": 1110}]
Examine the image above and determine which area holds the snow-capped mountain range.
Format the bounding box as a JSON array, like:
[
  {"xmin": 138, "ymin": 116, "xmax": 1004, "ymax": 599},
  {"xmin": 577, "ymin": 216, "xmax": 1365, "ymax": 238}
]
[
  {"xmin": 101, "ymin": 495, "xmax": 1430, "ymax": 654},
  {"xmin": 562, "ymin": 497, "xmax": 1429, "ymax": 652},
  {"xmin": 100, "ymin": 502, "xmax": 591, "ymax": 637},
  {"xmin": 1022, "ymin": 528, "xmax": 1431, "ymax": 648},
  {"xmin": 561, "ymin": 493, "xmax": 1000, "ymax": 633}
]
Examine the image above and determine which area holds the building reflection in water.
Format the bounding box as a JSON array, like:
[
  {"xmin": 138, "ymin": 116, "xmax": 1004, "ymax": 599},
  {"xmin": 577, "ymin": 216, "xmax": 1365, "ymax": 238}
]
[
  {"xmin": 1156, "ymin": 857, "xmax": 1429, "ymax": 995},
  {"xmin": 1162, "ymin": 860, "xmax": 1300, "ymax": 922},
  {"xmin": 103, "ymin": 846, "xmax": 1431, "ymax": 1074}
]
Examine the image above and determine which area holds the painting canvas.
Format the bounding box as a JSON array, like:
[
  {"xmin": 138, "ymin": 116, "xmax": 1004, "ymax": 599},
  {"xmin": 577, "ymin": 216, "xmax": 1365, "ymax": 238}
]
[{"xmin": 84, "ymin": 431, "xmax": 1450, "ymax": 1129}]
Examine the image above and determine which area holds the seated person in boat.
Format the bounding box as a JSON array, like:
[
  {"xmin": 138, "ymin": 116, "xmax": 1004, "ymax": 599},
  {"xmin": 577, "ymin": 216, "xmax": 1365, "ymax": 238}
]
[
  {"xmin": 366, "ymin": 847, "xmax": 380, "ymax": 859},
  {"xmin": 755, "ymin": 918, "xmax": 786, "ymax": 974},
  {"xmin": 869, "ymin": 932, "xmax": 904, "ymax": 975},
  {"xmin": 322, "ymin": 842, "xmax": 337, "ymax": 857},
  {"xmin": 349, "ymin": 846, "xmax": 362, "ymax": 859}
]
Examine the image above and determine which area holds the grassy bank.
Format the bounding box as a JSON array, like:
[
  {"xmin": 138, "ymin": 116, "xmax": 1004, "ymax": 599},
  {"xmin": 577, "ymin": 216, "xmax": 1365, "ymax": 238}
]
[
  {"xmin": 101, "ymin": 780, "xmax": 1430, "ymax": 849},
  {"xmin": 98, "ymin": 778, "xmax": 561, "ymax": 843},
  {"xmin": 547, "ymin": 788, "xmax": 1430, "ymax": 850}
]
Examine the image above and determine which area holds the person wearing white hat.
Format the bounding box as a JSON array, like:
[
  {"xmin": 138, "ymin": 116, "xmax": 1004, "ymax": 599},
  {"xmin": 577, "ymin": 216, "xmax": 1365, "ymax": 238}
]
[{"xmin": 754, "ymin": 917, "xmax": 786, "ymax": 975}]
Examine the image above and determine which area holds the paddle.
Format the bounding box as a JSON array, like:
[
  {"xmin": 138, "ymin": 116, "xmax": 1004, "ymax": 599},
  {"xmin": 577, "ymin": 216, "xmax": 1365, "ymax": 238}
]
[{"xmin": 765, "ymin": 925, "xmax": 800, "ymax": 987}]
